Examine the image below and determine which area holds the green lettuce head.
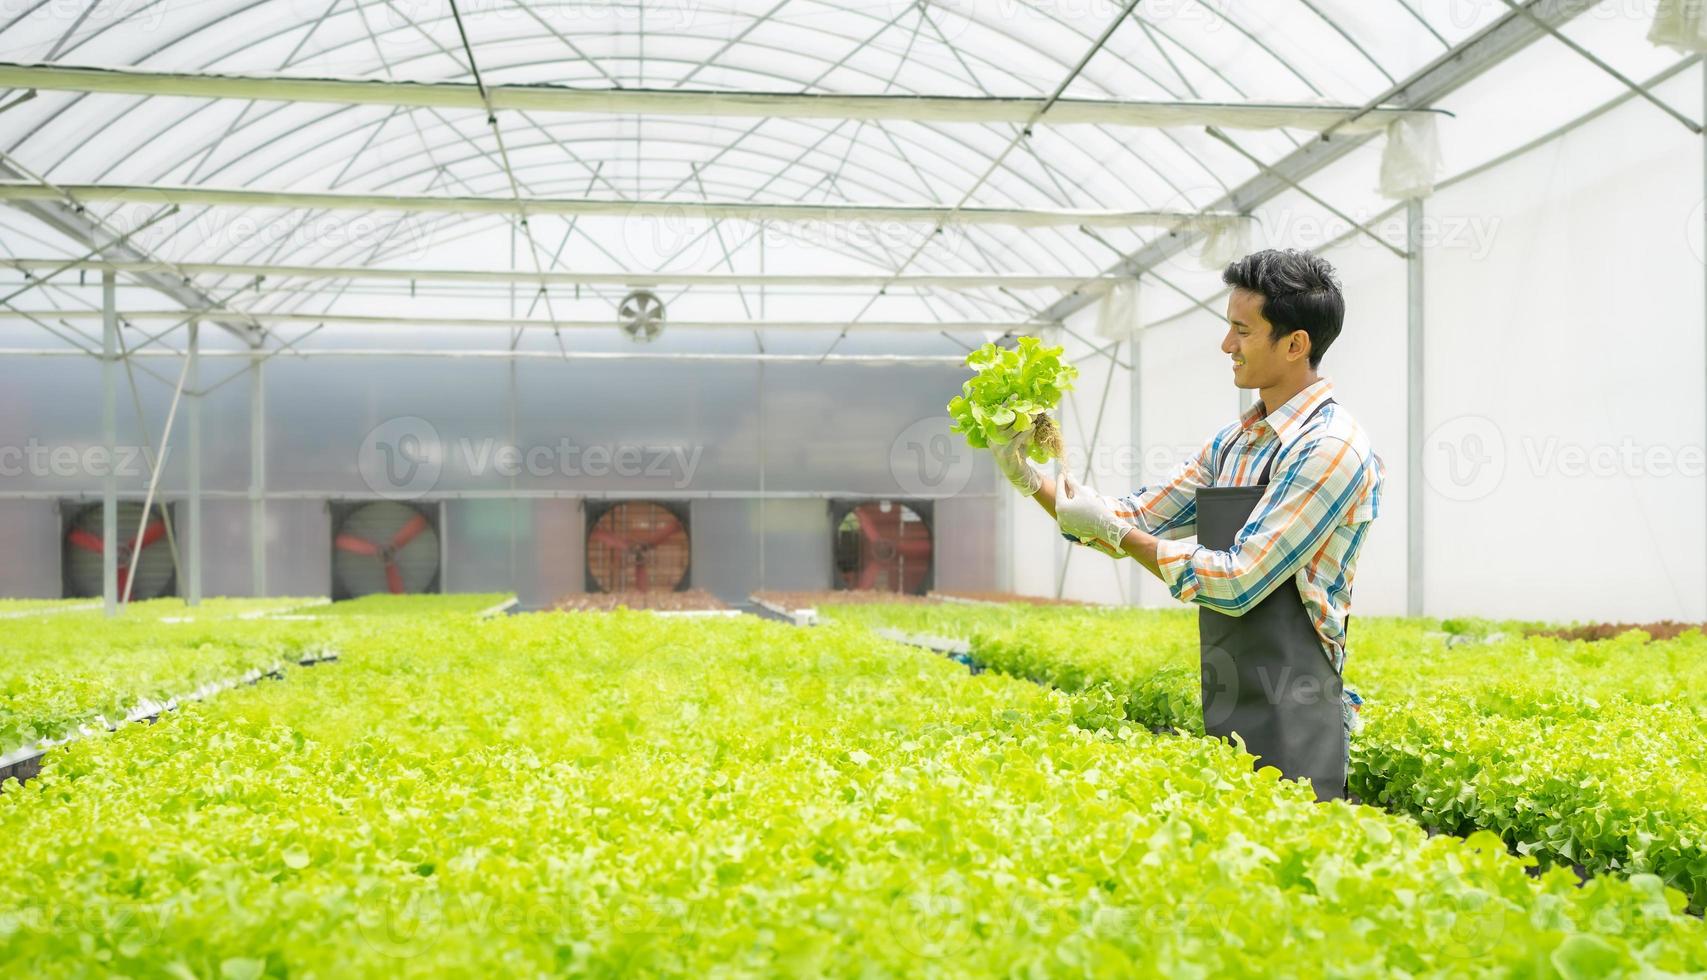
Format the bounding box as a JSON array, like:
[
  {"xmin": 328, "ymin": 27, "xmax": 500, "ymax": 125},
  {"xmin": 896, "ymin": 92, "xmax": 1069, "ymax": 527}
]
[{"xmin": 946, "ymin": 337, "xmax": 1078, "ymax": 463}]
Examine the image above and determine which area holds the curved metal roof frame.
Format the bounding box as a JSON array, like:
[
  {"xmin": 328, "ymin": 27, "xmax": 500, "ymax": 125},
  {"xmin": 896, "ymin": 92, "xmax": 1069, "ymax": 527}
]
[
  {"xmin": 5, "ymin": 8, "xmax": 1263, "ymax": 276},
  {"xmin": 0, "ymin": 0, "xmax": 1522, "ymax": 345}
]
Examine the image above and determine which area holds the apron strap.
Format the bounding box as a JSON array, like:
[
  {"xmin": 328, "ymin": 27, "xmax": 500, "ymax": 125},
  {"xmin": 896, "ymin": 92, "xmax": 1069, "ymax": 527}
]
[
  {"xmin": 1256, "ymin": 397, "xmax": 1335, "ymax": 485},
  {"xmin": 1212, "ymin": 397, "xmax": 1337, "ymax": 484}
]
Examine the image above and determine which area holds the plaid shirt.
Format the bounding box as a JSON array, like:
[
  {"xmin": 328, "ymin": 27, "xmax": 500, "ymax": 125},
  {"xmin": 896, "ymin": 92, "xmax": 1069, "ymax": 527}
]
[{"xmin": 1083, "ymin": 378, "xmax": 1384, "ymax": 681}]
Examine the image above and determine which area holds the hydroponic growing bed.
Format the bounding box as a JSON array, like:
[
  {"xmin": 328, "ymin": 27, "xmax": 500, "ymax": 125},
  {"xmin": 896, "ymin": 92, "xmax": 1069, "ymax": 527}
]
[
  {"xmin": 823, "ymin": 604, "xmax": 1707, "ymax": 913},
  {"xmin": 2, "ymin": 606, "xmax": 1704, "ymax": 976}
]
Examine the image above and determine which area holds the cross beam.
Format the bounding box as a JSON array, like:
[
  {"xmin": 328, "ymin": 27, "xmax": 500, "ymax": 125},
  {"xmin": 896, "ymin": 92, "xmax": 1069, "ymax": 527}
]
[{"xmin": 0, "ymin": 61, "xmax": 1439, "ymax": 135}]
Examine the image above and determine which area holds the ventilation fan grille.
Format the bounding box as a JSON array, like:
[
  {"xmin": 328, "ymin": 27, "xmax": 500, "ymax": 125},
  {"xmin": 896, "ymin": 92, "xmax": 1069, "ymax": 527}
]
[
  {"xmin": 332, "ymin": 500, "xmax": 441, "ymax": 599},
  {"xmin": 618, "ymin": 289, "xmax": 665, "ymax": 343},
  {"xmin": 834, "ymin": 501, "xmax": 932, "ymax": 595},
  {"xmin": 587, "ymin": 501, "xmax": 690, "ymax": 592},
  {"xmin": 63, "ymin": 501, "xmax": 176, "ymax": 600}
]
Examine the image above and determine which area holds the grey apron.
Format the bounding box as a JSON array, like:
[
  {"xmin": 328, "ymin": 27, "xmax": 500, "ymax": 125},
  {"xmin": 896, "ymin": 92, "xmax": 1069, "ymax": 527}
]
[{"xmin": 1196, "ymin": 398, "xmax": 1347, "ymax": 802}]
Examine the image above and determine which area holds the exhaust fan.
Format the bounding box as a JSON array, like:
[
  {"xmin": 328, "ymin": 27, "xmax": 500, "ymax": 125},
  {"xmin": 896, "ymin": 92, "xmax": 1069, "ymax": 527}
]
[
  {"xmin": 63, "ymin": 501, "xmax": 176, "ymax": 600},
  {"xmin": 585, "ymin": 501, "xmax": 690, "ymax": 592},
  {"xmin": 618, "ymin": 289, "xmax": 666, "ymax": 343},
  {"xmin": 332, "ymin": 500, "xmax": 442, "ymax": 599},
  {"xmin": 832, "ymin": 500, "xmax": 933, "ymax": 595}
]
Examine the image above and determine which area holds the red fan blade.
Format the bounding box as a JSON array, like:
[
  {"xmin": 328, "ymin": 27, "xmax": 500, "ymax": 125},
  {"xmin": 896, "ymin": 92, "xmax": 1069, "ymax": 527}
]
[
  {"xmin": 589, "ymin": 527, "xmax": 631, "ymax": 551},
  {"xmin": 68, "ymin": 528, "xmax": 104, "ymax": 554},
  {"xmin": 390, "ymin": 513, "xmax": 429, "ymax": 550},
  {"xmin": 856, "ymin": 559, "xmax": 880, "ymax": 590},
  {"xmin": 859, "ymin": 514, "xmax": 884, "ymax": 543},
  {"xmin": 133, "ymin": 520, "xmax": 166, "ymax": 551},
  {"xmin": 896, "ymin": 537, "xmax": 933, "ymax": 559},
  {"xmin": 634, "ymin": 517, "xmax": 681, "ymax": 549},
  {"xmin": 385, "ymin": 561, "xmax": 405, "ymax": 594},
  {"xmin": 335, "ymin": 534, "xmax": 380, "ymax": 556}
]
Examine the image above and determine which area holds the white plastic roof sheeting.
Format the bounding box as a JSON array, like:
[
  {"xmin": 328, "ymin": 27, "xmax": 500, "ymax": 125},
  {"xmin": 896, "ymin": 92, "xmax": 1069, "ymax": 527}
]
[{"xmin": 0, "ymin": 0, "xmax": 1695, "ymax": 348}]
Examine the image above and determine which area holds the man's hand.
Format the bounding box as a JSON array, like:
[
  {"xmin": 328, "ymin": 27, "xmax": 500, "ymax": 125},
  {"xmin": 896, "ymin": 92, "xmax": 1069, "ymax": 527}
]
[
  {"xmin": 991, "ymin": 425, "xmax": 1043, "ymax": 496},
  {"xmin": 1055, "ymin": 473, "xmax": 1129, "ymax": 555}
]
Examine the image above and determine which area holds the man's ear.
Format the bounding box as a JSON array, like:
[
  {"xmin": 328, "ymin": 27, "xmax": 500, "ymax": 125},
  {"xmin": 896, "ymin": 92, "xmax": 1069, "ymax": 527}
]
[{"xmin": 1289, "ymin": 329, "xmax": 1312, "ymax": 364}]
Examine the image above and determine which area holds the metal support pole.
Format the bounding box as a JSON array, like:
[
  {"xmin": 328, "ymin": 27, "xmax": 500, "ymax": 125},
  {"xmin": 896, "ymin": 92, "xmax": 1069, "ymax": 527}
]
[
  {"xmin": 507, "ymin": 357, "xmax": 519, "ymax": 594},
  {"xmin": 757, "ymin": 361, "xmax": 767, "ymax": 591},
  {"xmin": 101, "ymin": 270, "xmax": 117, "ymax": 615},
  {"xmin": 120, "ymin": 334, "xmax": 193, "ymax": 607},
  {"xmin": 757, "ymin": 223, "xmax": 767, "ymax": 593},
  {"xmin": 1406, "ymin": 197, "xmax": 1426, "ymax": 617},
  {"xmin": 508, "ymin": 227, "xmax": 519, "ymax": 596},
  {"xmin": 249, "ymin": 353, "xmax": 266, "ymax": 597},
  {"xmin": 1129, "ymin": 322, "xmax": 1143, "ymax": 607},
  {"xmin": 186, "ymin": 320, "xmax": 202, "ymax": 606},
  {"xmin": 1056, "ymin": 340, "xmax": 1122, "ymax": 599}
]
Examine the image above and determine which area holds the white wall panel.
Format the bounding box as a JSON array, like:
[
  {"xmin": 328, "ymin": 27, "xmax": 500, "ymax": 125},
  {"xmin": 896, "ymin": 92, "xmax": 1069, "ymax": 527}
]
[
  {"xmin": 0, "ymin": 500, "xmax": 60, "ymax": 598},
  {"xmin": 1423, "ymin": 75, "xmax": 1705, "ymax": 622}
]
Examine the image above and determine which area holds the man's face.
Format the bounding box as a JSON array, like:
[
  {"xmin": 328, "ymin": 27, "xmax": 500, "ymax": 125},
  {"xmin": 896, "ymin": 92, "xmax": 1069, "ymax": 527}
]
[{"xmin": 1221, "ymin": 288, "xmax": 1304, "ymax": 390}]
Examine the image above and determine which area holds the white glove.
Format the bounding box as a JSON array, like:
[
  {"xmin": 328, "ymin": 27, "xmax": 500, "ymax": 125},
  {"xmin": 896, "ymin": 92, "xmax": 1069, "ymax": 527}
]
[
  {"xmin": 992, "ymin": 425, "xmax": 1043, "ymax": 495},
  {"xmin": 1056, "ymin": 473, "xmax": 1129, "ymax": 555}
]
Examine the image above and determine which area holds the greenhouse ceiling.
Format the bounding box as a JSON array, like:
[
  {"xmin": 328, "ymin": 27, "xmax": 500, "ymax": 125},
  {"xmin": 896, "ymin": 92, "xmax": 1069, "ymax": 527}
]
[{"xmin": 0, "ymin": 0, "xmax": 1645, "ymax": 359}]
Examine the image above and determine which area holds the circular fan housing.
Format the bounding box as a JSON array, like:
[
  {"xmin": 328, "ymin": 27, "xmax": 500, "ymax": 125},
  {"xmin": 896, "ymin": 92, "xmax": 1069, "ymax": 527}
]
[
  {"xmin": 64, "ymin": 502, "xmax": 175, "ymax": 600},
  {"xmin": 618, "ymin": 289, "xmax": 666, "ymax": 343},
  {"xmin": 834, "ymin": 501, "xmax": 932, "ymax": 594},
  {"xmin": 333, "ymin": 500, "xmax": 440, "ymax": 598},
  {"xmin": 587, "ymin": 502, "xmax": 689, "ymax": 592}
]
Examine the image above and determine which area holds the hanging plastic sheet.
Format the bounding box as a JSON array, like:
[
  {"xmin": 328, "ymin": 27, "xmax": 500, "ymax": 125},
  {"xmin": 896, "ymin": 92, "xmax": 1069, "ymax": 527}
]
[
  {"xmin": 1649, "ymin": 0, "xmax": 1707, "ymax": 53},
  {"xmin": 1094, "ymin": 279, "xmax": 1139, "ymax": 340},
  {"xmin": 1379, "ymin": 113, "xmax": 1445, "ymax": 200}
]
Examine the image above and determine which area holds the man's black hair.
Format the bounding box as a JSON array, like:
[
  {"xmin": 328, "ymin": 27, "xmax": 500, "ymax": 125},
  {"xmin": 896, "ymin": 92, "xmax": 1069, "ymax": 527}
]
[{"xmin": 1222, "ymin": 249, "xmax": 1344, "ymax": 369}]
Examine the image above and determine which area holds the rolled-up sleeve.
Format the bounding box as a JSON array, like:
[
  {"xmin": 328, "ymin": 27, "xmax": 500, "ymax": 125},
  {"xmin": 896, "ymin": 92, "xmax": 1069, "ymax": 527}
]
[
  {"xmin": 1159, "ymin": 435, "xmax": 1372, "ymax": 614},
  {"xmin": 1111, "ymin": 434, "xmax": 1218, "ymax": 538}
]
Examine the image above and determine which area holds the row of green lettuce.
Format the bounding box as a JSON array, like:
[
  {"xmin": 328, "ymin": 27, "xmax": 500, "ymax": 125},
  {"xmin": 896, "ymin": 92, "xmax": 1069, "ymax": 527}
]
[
  {"xmin": 0, "ymin": 602, "xmax": 349, "ymax": 759},
  {"xmin": 275, "ymin": 593, "xmax": 513, "ymax": 618},
  {"xmin": 2, "ymin": 611, "xmax": 1704, "ymax": 976},
  {"xmin": 0, "ymin": 597, "xmax": 318, "ymax": 622},
  {"xmin": 822, "ymin": 604, "xmax": 1707, "ymax": 912},
  {"xmin": 0, "ymin": 595, "xmax": 514, "ymax": 758}
]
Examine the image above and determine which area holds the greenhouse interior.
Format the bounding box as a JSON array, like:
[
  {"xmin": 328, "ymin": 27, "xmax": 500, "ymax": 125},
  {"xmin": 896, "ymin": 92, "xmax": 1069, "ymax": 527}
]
[{"xmin": 4, "ymin": 0, "xmax": 1707, "ymax": 975}]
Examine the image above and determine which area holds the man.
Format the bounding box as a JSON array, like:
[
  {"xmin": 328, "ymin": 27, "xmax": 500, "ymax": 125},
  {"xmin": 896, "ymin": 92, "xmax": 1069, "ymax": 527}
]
[{"xmin": 992, "ymin": 249, "xmax": 1384, "ymax": 802}]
